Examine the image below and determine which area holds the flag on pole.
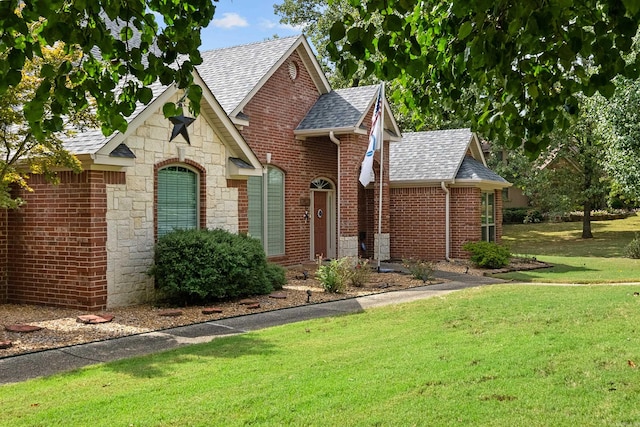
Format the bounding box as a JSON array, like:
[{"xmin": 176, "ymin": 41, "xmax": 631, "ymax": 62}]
[{"xmin": 359, "ymin": 84, "xmax": 383, "ymax": 187}]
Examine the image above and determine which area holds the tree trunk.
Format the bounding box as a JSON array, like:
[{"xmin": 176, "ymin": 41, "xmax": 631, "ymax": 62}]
[{"xmin": 582, "ymin": 200, "xmax": 593, "ymax": 239}]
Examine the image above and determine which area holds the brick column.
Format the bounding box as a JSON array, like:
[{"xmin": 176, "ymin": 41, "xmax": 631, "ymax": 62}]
[{"xmin": 0, "ymin": 208, "xmax": 7, "ymax": 303}]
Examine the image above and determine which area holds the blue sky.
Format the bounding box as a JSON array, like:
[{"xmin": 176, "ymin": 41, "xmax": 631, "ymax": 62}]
[{"xmin": 199, "ymin": 1, "xmax": 303, "ymax": 51}]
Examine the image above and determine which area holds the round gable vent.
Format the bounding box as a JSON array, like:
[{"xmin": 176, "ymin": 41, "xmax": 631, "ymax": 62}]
[{"xmin": 288, "ymin": 61, "xmax": 299, "ymax": 80}]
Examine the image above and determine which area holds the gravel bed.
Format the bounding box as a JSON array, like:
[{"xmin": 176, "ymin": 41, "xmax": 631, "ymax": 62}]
[
  {"xmin": 1, "ymin": 259, "xmax": 542, "ymax": 358},
  {"xmin": 1, "ymin": 264, "xmax": 437, "ymax": 358}
]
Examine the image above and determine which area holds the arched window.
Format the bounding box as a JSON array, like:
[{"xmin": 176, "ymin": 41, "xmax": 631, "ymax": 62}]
[
  {"xmin": 157, "ymin": 165, "xmax": 199, "ymax": 237},
  {"xmin": 247, "ymin": 166, "xmax": 285, "ymax": 256}
]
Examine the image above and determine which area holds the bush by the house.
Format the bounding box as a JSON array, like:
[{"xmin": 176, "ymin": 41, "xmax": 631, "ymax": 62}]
[
  {"xmin": 264, "ymin": 262, "xmax": 287, "ymax": 290},
  {"xmin": 502, "ymin": 208, "xmax": 529, "ymax": 224},
  {"xmin": 462, "ymin": 241, "xmax": 511, "ymax": 269},
  {"xmin": 402, "ymin": 259, "xmax": 435, "ymax": 283},
  {"xmin": 624, "ymin": 234, "xmax": 640, "ymax": 259},
  {"xmin": 151, "ymin": 229, "xmax": 280, "ymax": 304},
  {"xmin": 316, "ymin": 257, "xmax": 350, "ymax": 293}
]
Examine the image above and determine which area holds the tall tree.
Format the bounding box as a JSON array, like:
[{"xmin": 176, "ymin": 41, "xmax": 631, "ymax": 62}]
[
  {"xmin": 275, "ymin": 0, "xmax": 469, "ymax": 131},
  {"xmin": 1, "ymin": 1, "xmax": 217, "ymax": 137},
  {"xmin": 0, "ymin": 42, "xmax": 96, "ymax": 208},
  {"xmin": 490, "ymin": 95, "xmax": 610, "ymax": 238},
  {"xmin": 0, "ymin": 1, "xmax": 217, "ymax": 207},
  {"xmin": 605, "ymin": 77, "xmax": 640, "ymax": 203},
  {"xmin": 327, "ymin": 0, "xmax": 640, "ymax": 155}
]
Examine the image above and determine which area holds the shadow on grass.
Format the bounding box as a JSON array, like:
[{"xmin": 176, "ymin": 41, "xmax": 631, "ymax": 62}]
[
  {"xmin": 99, "ymin": 299, "xmax": 369, "ymax": 380},
  {"xmin": 491, "ymin": 261, "xmax": 597, "ymax": 282},
  {"xmin": 102, "ymin": 333, "xmax": 278, "ymax": 379},
  {"xmin": 505, "ymin": 229, "xmax": 637, "ymax": 258}
]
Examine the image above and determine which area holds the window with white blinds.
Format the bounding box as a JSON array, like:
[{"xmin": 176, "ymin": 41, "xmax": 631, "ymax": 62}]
[
  {"xmin": 247, "ymin": 167, "xmax": 284, "ymax": 256},
  {"xmin": 157, "ymin": 166, "xmax": 198, "ymax": 238}
]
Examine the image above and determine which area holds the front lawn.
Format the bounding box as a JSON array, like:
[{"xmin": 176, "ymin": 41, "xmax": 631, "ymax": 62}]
[
  {"xmin": 2, "ymin": 285, "xmax": 640, "ymax": 426},
  {"xmin": 495, "ymin": 214, "xmax": 640, "ymax": 283}
]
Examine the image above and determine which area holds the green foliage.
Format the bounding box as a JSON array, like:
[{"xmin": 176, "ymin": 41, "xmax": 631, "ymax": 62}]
[
  {"xmin": 0, "ymin": 1, "xmax": 216, "ymax": 139},
  {"xmin": 315, "ymin": 257, "xmax": 350, "ymax": 293},
  {"xmin": 523, "ymin": 209, "xmax": 544, "ymax": 224},
  {"xmin": 502, "ymin": 208, "xmax": 528, "ymax": 224},
  {"xmin": 402, "ymin": 259, "xmax": 435, "ymax": 283},
  {"xmin": 328, "ymin": 0, "xmax": 640, "ymax": 154},
  {"xmin": 349, "ymin": 257, "xmax": 371, "ymax": 287},
  {"xmin": 264, "ymin": 262, "xmax": 287, "ymax": 291},
  {"xmin": 150, "ymin": 229, "xmax": 274, "ymax": 304},
  {"xmin": 624, "ymin": 233, "xmax": 640, "ymax": 259},
  {"xmin": 605, "ymin": 77, "xmax": 640, "ymax": 203},
  {"xmin": 1, "ymin": 1, "xmax": 218, "ymax": 207},
  {"xmin": 462, "ymin": 241, "xmax": 511, "ymax": 269}
]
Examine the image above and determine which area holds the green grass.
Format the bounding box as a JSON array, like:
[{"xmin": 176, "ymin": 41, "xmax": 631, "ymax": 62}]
[
  {"xmin": 496, "ymin": 214, "xmax": 640, "ymax": 283},
  {"xmin": 2, "ymin": 285, "xmax": 640, "ymax": 426}
]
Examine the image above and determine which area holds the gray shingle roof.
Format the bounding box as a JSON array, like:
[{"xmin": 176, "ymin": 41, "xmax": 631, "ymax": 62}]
[
  {"xmin": 390, "ymin": 129, "xmax": 473, "ymax": 182},
  {"xmin": 457, "ymin": 156, "xmax": 509, "ymax": 183},
  {"xmin": 390, "ymin": 128, "xmax": 509, "ymax": 186},
  {"xmin": 296, "ymin": 85, "xmax": 379, "ymax": 130},
  {"xmin": 198, "ymin": 36, "xmax": 301, "ymax": 115},
  {"xmin": 62, "ymin": 80, "xmax": 169, "ymax": 155}
]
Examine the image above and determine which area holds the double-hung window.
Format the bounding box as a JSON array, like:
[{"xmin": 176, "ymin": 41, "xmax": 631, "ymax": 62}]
[
  {"xmin": 247, "ymin": 166, "xmax": 285, "ymax": 256},
  {"xmin": 481, "ymin": 191, "xmax": 495, "ymax": 242},
  {"xmin": 157, "ymin": 165, "xmax": 198, "ymax": 238}
]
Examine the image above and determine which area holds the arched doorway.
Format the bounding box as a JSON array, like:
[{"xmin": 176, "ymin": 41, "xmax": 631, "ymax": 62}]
[{"xmin": 310, "ymin": 178, "xmax": 336, "ymax": 260}]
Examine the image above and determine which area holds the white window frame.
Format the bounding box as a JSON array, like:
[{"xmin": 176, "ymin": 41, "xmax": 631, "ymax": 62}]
[{"xmin": 481, "ymin": 191, "xmax": 496, "ymax": 242}]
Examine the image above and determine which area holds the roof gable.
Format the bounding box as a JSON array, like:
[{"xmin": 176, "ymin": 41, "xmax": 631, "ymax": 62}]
[
  {"xmin": 390, "ymin": 128, "xmax": 509, "ymax": 187},
  {"xmin": 295, "ymin": 84, "xmax": 401, "ymax": 139},
  {"xmin": 197, "ymin": 35, "xmax": 331, "ymax": 118}
]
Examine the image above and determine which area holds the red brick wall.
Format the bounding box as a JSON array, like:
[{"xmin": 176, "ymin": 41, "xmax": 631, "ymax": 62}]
[
  {"xmin": 0, "ymin": 208, "xmax": 7, "ymax": 303},
  {"xmin": 495, "ymin": 189, "xmax": 503, "ymax": 244},
  {"xmin": 390, "ymin": 186, "xmax": 493, "ymax": 261},
  {"xmin": 389, "ymin": 187, "xmax": 447, "ymax": 261},
  {"xmin": 450, "ymin": 187, "xmax": 482, "ymax": 258},
  {"xmin": 239, "ymin": 50, "xmax": 341, "ymax": 264},
  {"xmin": 7, "ymin": 171, "xmax": 112, "ymax": 310}
]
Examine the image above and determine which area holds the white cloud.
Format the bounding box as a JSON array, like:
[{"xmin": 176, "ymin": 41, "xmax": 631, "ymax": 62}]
[
  {"xmin": 259, "ymin": 18, "xmax": 305, "ymax": 32},
  {"xmin": 212, "ymin": 13, "xmax": 249, "ymax": 29}
]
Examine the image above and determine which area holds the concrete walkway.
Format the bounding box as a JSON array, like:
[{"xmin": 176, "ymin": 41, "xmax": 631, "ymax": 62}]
[{"xmin": 0, "ymin": 271, "xmax": 503, "ymax": 385}]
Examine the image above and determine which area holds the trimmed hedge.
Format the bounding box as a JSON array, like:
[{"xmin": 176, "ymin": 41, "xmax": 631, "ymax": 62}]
[
  {"xmin": 462, "ymin": 241, "xmax": 511, "ymax": 269},
  {"xmin": 150, "ymin": 229, "xmax": 284, "ymax": 304}
]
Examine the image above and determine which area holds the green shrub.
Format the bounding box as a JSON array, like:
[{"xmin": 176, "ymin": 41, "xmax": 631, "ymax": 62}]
[
  {"xmin": 462, "ymin": 241, "xmax": 511, "ymax": 269},
  {"xmin": 350, "ymin": 257, "xmax": 371, "ymax": 287},
  {"xmin": 523, "ymin": 209, "xmax": 543, "ymax": 224},
  {"xmin": 316, "ymin": 257, "xmax": 350, "ymax": 293},
  {"xmin": 502, "ymin": 208, "xmax": 529, "ymax": 224},
  {"xmin": 150, "ymin": 229, "xmax": 273, "ymax": 304},
  {"xmin": 402, "ymin": 259, "xmax": 435, "ymax": 283},
  {"xmin": 264, "ymin": 262, "xmax": 287, "ymax": 290},
  {"xmin": 624, "ymin": 234, "xmax": 640, "ymax": 259}
]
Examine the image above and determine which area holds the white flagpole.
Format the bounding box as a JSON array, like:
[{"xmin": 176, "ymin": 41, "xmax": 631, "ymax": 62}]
[{"xmin": 377, "ymin": 82, "xmax": 385, "ymax": 271}]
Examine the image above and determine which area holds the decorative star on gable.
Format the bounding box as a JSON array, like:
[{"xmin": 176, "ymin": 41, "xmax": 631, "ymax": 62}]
[{"xmin": 169, "ymin": 114, "xmax": 196, "ymax": 144}]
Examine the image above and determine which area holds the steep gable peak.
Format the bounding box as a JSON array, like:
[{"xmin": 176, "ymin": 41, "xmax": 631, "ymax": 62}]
[{"xmin": 198, "ymin": 35, "xmax": 331, "ymax": 119}]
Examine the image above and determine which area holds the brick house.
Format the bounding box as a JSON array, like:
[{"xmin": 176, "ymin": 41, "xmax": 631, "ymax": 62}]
[
  {"xmin": 390, "ymin": 129, "xmax": 510, "ymax": 261},
  {"xmin": 0, "ymin": 35, "xmax": 509, "ymax": 310}
]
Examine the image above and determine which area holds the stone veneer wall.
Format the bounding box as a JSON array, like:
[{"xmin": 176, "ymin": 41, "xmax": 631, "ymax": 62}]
[{"xmin": 105, "ymin": 100, "xmax": 240, "ymax": 307}]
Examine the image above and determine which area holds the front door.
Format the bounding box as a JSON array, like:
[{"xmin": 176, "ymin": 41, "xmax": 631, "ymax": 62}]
[{"xmin": 313, "ymin": 191, "xmax": 327, "ymax": 259}]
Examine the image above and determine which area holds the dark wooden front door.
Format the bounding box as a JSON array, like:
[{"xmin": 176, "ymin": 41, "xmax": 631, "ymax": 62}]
[{"xmin": 314, "ymin": 191, "xmax": 327, "ymax": 259}]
